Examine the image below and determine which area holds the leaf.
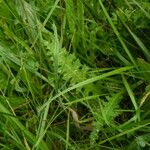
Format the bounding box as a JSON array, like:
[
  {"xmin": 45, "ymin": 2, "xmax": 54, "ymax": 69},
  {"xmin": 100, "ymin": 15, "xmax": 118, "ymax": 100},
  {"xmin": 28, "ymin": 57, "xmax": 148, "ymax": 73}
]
[
  {"xmin": 122, "ymin": 75, "xmax": 138, "ymax": 111},
  {"xmin": 69, "ymin": 108, "xmax": 80, "ymax": 128},
  {"xmin": 44, "ymin": 39, "xmax": 88, "ymax": 85},
  {"xmin": 0, "ymin": 71, "xmax": 8, "ymax": 90},
  {"xmin": 65, "ymin": 0, "xmax": 76, "ymax": 34},
  {"xmin": 0, "ymin": 99, "xmax": 48, "ymax": 150},
  {"xmin": 137, "ymin": 58, "xmax": 150, "ymax": 83},
  {"xmin": 127, "ymin": 133, "xmax": 150, "ymax": 149},
  {"xmin": 140, "ymin": 84, "xmax": 150, "ymax": 107},
  {"xmin": 90, "ymin": 91, "xmax": 124, "ymax": 144},
  {"xmin": 39, "ymin": 66, "xmax": 133, "ymax": 112},
  {"xmin": 98, "ymin": 0, "xmax": 137, "ymax": 67},
  {"xmin": 117, "ymin": 13, "xmax": 150, "ymax": 62}
]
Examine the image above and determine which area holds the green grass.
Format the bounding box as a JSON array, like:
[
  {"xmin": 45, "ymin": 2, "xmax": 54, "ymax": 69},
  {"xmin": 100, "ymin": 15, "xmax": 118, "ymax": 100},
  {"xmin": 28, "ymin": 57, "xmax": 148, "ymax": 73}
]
[{"xmin": 0, "ymin": 0, "xmax": 150, "ymax": 149}]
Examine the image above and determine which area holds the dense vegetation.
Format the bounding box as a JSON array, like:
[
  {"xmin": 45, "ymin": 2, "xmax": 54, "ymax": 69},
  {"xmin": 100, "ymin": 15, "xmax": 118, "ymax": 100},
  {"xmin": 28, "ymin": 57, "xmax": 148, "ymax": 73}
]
[{"xmin": 0, "ymin": 0, "xmax": 150, "ymax": 149}]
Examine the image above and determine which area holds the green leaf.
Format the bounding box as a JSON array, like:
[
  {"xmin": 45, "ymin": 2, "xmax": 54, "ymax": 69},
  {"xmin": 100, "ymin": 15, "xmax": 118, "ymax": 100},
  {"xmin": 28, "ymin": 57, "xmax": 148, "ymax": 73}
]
[{"xmin": 137, "ymin": 58, "xmax": 150, "ymax": 83}]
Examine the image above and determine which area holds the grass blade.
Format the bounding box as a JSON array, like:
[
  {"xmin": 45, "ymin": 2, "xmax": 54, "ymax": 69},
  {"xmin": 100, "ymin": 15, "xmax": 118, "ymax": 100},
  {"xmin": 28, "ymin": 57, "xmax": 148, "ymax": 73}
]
[
  {"xmin": 98, "ymin": 0, "xmax": 136, "ymax": 67},
  {"xmin": 39, "ymin": 66, "xmax": 133, "ymax": 112}
]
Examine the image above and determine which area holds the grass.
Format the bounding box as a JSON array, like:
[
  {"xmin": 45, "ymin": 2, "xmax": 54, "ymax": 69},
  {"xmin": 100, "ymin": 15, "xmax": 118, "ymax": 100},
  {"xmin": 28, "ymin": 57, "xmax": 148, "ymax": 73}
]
[{"xmin": 0, "ymin": 0, "xmax": 150, "ymax": 149}]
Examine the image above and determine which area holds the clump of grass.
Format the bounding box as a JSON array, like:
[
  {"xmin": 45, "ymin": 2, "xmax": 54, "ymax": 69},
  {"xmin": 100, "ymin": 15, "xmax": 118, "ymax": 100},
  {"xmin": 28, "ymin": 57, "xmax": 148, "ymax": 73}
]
[{"xmin": 0, "ymin": 0, "xmax": 150, "ymax": 149}]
